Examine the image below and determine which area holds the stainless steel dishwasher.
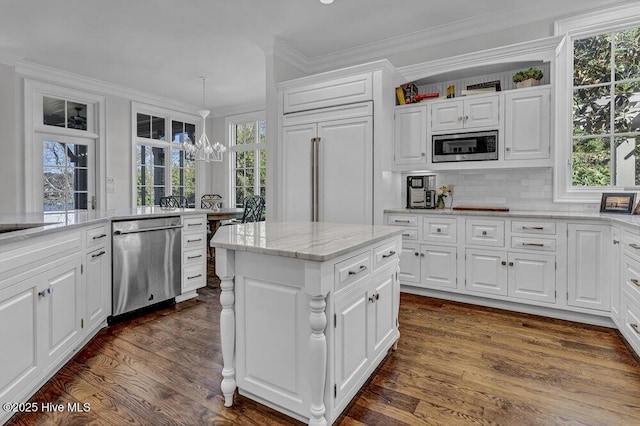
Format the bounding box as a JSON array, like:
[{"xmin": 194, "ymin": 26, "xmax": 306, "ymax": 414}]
[{"xmin": 111, "ymin": 216, "xmax": 182, "ymax": 318}]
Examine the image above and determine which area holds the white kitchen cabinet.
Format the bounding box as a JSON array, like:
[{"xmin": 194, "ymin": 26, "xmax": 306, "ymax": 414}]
[
  {"xmin": 507, "ymin": 251, "xmax": 556, "ymax": 303},
  {"xmin": 420, "ymin": 244, "xmax": 457, "ymax": 290},
  {"xmin": 503, "ymin": 86, "xmax": 550, "ymax": 161},
  {"xmin": 466, "ymin": 249, "xmax": 508, "ymax": 296},
  {"xmin": 281, "ymin": 104, "xmax": 373, "ymax": 225},
  {"xmin": 611, "ymin": 226, "xmax": 622, "ymax": 325},
  {"xmin": 393, "ymin": 105, "xmax": 428, "ymax": 166},
  {"xmin": 282, "ymin": 73, "xmax": 372, "ymax": 114},
  {"xmin": 84, "ymin": 223, "xmax": 111, "ymax": 333},
  {"xmin": 430, "ymin": 95, "xmax": 499, "ymax": 132},
  {"xmin": 568, "ymin": 224, "xmax": 611, "ymax": 312},
  {"xmin": 180, "ymin": 215, "xmax": 207, "ymax": 299},
  {"xmin": 398, "ymin": 242, "xmax": 421, "ymax": 283}
]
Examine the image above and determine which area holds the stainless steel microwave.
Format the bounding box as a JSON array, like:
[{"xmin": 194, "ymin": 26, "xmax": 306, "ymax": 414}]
[{"xmin": 432, "ymin": 130, "xmax": 498, "ymax": 163}]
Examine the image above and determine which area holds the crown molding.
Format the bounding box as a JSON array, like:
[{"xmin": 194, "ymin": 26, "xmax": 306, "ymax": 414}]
[
  {"xmin": 397, "ymin": 35, "xmax": 564, "ymax": 83},
  {"xmin": 14, "ymin": 59, "xmax": 201, "ymax": 114},
  {"xmin": 555, "ymin": 2, "xmax": 640, "ymax": 36},
  {"xmin": 271, "ymin": 39, "xmax": 313, "ymax": 75},
  {"xmin": 210, "ymin": 101, "xmax": 266, "ymax": 119}
]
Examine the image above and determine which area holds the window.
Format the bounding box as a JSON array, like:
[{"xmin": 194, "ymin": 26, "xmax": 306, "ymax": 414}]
[
  {"xmin": 134, "ymin": 106, "xmax": 198, "ymax": 207},
  {"xmin": 572, "ymin": 27, "xmax": 640, "ymax": 188},
  {"xmin": 229, "ymin": 115, "xmax": 266, "ymax": 211},
  {"xmin": 555, "ymin": 4, "xmax": 640, "ymax": 202}
]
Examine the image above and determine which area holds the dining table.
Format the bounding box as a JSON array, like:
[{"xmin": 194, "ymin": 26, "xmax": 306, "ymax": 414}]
[{"xmin": 204, "ymin": 207, "xmax": 245, "ymax": 256}]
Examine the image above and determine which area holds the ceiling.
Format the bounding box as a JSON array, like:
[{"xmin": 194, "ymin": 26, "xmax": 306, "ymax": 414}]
[{"xmin": 0, "ymin": 0, "xmax": 636, "ymax": 114}]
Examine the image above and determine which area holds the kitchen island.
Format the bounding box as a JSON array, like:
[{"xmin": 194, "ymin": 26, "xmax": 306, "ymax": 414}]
[{"xmin": 211, "ymin": 221, "xmax": 403, "ymax": 425}]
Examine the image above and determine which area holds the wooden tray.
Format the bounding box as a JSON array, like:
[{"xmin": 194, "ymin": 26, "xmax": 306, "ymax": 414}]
[{"xmin": 452, "ymin": 206, "xmax": 510, "ymax": 212}]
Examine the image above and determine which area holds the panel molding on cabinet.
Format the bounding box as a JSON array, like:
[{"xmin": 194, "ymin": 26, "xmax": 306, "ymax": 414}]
[{"xmin": 394, "ymin": 105, "xmax": 427, "ymax": 166}]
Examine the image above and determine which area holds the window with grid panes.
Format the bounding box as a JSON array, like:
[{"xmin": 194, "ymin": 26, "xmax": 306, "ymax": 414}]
[{"xmin": 230, "ymin": 117, "xmax": 266, "ymax": 214}]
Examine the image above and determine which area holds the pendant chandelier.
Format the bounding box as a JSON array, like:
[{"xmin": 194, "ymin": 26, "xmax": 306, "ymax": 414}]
[{"xmin": 186, "ymin": 77, "xmax": 226, "ymax": 162}]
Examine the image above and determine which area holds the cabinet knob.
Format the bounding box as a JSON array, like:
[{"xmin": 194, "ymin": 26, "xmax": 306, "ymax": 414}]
[
  {"xmin": 463, "ymin": 115, "xmax": 469, "ymax": 121},
  {"xmin": 630, "ymin": 279, "xmax": 640, "ymax": 287},
  {"xmin": 501, "ymin": 261, "xmax": 507, "ymax": 266},
  {"xmin": 436, "ymin": 228, "xmax": 441, "ymax": 233},
  {"xmin": 420, "ymin": 253, "xmax": 425, "ymax": 257},
  {"xmin": 509, "ymin": 262, "xmax": 514, "ymax": 267},
  {"xmin": 38, "ymin": 288, "xmax": 52, "ymax": 298},
  {"xmin": 482, "ymin": 231, "xmax": 487, "ymax": 236},
  {"xmin": 421, "ymin": 153, "xmax": 426, "ymax": 156},
  {"xmin": 613, "ymin": 239, "xmax": 620, "ymax": 245},
  {"xmin": 457, "ymin": 116, "xmax": 463, "ymax": 121},
  {"xmin": 414, "ymin": 252, "xmax": 420, "ymax": 257},
  {"xmin": 506, "ymin": 147, "xmax": 512, "ymax": 152}
]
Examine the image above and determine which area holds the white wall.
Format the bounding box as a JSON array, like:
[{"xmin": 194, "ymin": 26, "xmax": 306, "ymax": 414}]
[
  {"xmin": 104, "ymin": 95, "xmax": 133, "ymax": 209},
  {"xmin": 0, "ymin": 63, "xmax": 19, "ymax": 214}
]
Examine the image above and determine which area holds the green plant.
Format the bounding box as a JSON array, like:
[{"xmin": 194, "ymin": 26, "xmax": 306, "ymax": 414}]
[{"xmin": 512, "ymin": 68, "xmax": 543, "ymax": 83}]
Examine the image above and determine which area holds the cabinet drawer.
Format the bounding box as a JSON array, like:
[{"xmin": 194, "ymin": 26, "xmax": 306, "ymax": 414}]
[
  {"xmin": 422, "ymin": 218, "xmax": 457, "ymax": 243},
  {"xmin": 183, "ymin": 216, "xmax": 206, "ymax": 233},
  {"xmin": 621, "ymin": 291, "xmax": 640, "ymax": 354},
  {"xmin": 466, "ymin": 219, "xmax": 504, "ymax": 247},
  {"xmin": 334, "ymin": 251, "xmax": 371, "ymax": 292},
  {"xmin": 511, "ymin": 221, "xmax": 556, "ymax": 235},
  {"xmin": 511, "ymin": 236, "xmax": 556, "ymax": 252},
  {"xmin": 400, "ymin": 229, "xmax": 418, "ymax": 241},
  {"xmin": 373, "ymin": 241, "xmax": 398, "ymax": 271},
  {"xmin": 623, "ymin": 231, "xmax": 640, "ymax": 262},
  {"xmin": 387, "ymin": 215, "xmax": 418, "ymax": 227},
  {"xmin": 183, "ymin": 263, "xmax": 206, "ymax": 290},
  {"xmin": 86, "ymin": 224, "xmax": 108, "ymax": 248},
  {"xmin": 623, "ymin": 256, "xmax": 640, "ymax": 306},
  {"xmin": 183, "ymin": 248, "xmax": 206, "ymax": 266},
  {"xmin": 183, "ymin": 233, "xmax": 206, "ymax": 250}
]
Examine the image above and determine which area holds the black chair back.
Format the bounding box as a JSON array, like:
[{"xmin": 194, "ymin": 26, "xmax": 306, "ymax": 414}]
[
  {"xmin": 159, "ymin": 195, "xmax": 189, "ymax": 208},
  {"xmin": 241, "ymin": 195, "xmax": 265, "ymax": 223}
]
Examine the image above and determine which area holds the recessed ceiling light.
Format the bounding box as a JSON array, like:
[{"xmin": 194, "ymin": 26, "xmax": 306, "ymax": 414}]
[{"xmin": 320, "ymin": 0, "xmax": 334, "ymax": 4}]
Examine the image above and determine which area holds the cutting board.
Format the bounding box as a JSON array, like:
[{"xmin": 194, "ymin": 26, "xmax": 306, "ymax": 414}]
[{"xmin": 452, "ymin": 206, "xmax": 510, "ymax": 212}]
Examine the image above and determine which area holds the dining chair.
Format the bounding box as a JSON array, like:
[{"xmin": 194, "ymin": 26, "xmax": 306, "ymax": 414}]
[
  {"xmin": 221, "ymin": 195, "xmax": 265, "ymax": 226},
  {"xmin": 201, "ymin": 194, "xmax": 223, "ymax": 209},
  {"xmin": 159, "ymin": 195, "xmax": 189, "ymax": 208}
]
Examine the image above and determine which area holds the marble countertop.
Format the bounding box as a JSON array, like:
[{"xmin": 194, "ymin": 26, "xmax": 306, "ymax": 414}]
[
  {"xmin": 384, "ymin": 208, "xmax": 640, "ymax": 228},
  {"xmin": 0, "ymin": 207, "xmax": 207, "ymax": 244},
  {"xmin": 210, "ymin": 221, "xmax": 403, "ymax": 262}
]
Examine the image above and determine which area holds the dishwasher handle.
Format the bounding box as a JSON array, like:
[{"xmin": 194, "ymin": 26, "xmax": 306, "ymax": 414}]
[{"xmin": 113, "ymin": 224, "xmax": 183, "ymax": 235}]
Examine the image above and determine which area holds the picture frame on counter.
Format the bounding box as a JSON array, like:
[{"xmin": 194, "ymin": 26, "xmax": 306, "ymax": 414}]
[{"xmin": 600, "ymin": 192, "xmax": 635, "ymax": 214}]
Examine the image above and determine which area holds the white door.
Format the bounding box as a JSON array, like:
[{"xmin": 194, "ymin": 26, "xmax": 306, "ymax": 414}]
[
  {"xmin": 281, "ymin": 123, "xmax": 317, "ymax": 221},
  {"xmin": 503, "ymin": 88, "xmax": 550, "ymax": 161},
  {"xmin": 394, "ymin": 106, "xmax": 427, "ymax": 165},
  {"xmin": 421, "ymin": 245, "xmax": 457, "ymax": 290},
  {"xmin": 399, "ymin": 243, "xmax": 421, "ymax": 283},
  {"xmin": 568, "ymin": 224, "xmax": 611, "ymax": 311},
  {"xmin": 318, "ymin": 116, "xmax": 373, "ymax": 225},
  {"xmin": 36, "ymin": 133, "xmax": 96, "ymax": 212},
  {"xmin": 465, "ymin": 249, "xmax": 508, "ymax": 296},
  {"xmin": 507, "ymin": 252, "xmax": 556, "ymax": 303},
  {"xmin": 431, "ymin": 100, "xmax": 464, "ymax": 132},
  {"xmin": 464, "ymin": 95, "xmax": 500, "ymax": 129}
]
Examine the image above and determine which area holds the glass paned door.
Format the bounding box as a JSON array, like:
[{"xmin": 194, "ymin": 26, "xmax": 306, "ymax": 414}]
[{"xmin": 38, "ymin": 134, "xmax": 95, "ymax": 212}]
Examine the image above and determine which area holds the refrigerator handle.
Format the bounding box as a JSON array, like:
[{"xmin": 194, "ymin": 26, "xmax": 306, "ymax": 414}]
[{"xmin": 311, "ymin": 137, "xmax": 320, "ymax": 222}]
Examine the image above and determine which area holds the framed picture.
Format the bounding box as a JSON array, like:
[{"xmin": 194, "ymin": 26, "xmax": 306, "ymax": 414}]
[{"xmin": 600, "ymin": 193, "xmax": 635, "ymax": 214}]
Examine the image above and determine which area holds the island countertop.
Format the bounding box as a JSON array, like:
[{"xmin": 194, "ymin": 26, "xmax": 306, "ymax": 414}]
[{"xmin": 210, "ymin": 220, "xmax": 403, "ymax": 262}]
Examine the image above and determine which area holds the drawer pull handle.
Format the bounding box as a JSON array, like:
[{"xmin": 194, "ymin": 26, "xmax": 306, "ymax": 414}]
[
  {"xmin": 631, "ymin": 323, "xmax": 640, "ymax": 334},
  {"xmin": 522, "ymin": 243, "xmax": 545, "ymax": 247},
  {"xmin": 187, "ymin": 273, "xmax": 203, "ymax": 280},
  {"xmin": 630, "ymin": 279, "xmax": 640, "ymax": 287},
  {"xmin": 92, "ymin": 233, "xmax": 107, "ymax": 240},
  {"xmin": 188, "ymin": 254, "xmax": 203, "ymax": 260},
  {"xmin": 38, "ymin": 288, "xmax": 52, "ymax": 298},
  {"xmin": 91, "ymin": 250, "xmax": 106, "ymax": 258},
  {"xmin": 630, "ymin": 243, "xmax": 640, "ymax": 250},
  {"xmin": 348, "ymin": 265, "xmax": 367, "ymax": 276},
  {"xmin": 188, "ymin": 238, "xmax": 203, "ymax": 243},
  {"xmin": 402, "ymin": 233, "xmax": 411, "ymax": 237},
  {"xmin": 394, "ymin": 220, "xmax": 411, "ymax": 223},
  {"xmin": 187, "ymin": 223, "xmax": 202, "ymax": 227},
  {"xmin": 522, "ymin": 226, "xmax": 544, "ymax": 230},
  {"xmin": 382, "ymin": 251, "xmax": 396, "ymax": 259}
]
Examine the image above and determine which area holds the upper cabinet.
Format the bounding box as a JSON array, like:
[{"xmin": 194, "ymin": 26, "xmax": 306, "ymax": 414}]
[
  {"xmin": 430, "ymin": 95, "xmax": 499, "ymax": 133},
  {"xmin": 394, "ymin": 105, "xmax": 427, "ymax": 165},
  {"xmin": 503, "ymin": 86, "xmax": 550, "ymax": 161}
]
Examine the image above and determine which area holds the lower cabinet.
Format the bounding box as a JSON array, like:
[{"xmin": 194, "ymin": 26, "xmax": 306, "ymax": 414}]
[
  {"xmin": 567, "ymin": 223, "xmax": 611, "ymax": 312},
  {"xmin": 85, "ymin": 246, "xmax": 110, "ymax": 332},
  {"xmin": 398, "ymin": 243, "xmax": 457, "ymax": 289}
]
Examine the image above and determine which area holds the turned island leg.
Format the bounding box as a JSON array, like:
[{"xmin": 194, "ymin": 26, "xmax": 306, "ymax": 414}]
[
  {"xmin": 217, "ymin": 249, "xmax": 236, "ymax": 407},
  {"xmin": 309, "ymin": 294, "xmax": 328, "ymax": 426}
]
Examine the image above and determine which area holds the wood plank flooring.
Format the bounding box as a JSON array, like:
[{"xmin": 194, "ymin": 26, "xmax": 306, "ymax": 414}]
[{"xmin": 6, "ymin": 258, "xmax": 640, "ymax": 425}]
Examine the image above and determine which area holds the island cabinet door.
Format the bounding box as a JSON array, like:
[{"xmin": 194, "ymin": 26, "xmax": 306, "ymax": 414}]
[
  {"xmin": 370, "ymin": 267, "xmax": 397, "ymax": 355},
  {"xmin": 334, "ymin": 281, "xmax": 370, "ymax": 407}
]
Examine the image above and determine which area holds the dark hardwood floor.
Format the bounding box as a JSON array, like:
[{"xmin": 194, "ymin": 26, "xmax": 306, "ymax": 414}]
[{"xmin": 6, "ymin": 257, "xmax": 640, "ymax": 425}]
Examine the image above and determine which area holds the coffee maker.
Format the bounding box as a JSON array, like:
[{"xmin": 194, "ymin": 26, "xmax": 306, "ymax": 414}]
[{"xmin": 406, "ymin": 175, "xmax": 436, "ymax": 209}]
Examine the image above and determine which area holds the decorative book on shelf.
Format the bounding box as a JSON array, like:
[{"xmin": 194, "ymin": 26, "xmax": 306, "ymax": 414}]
[{"xmin": 466, "ymin": 80, "xmax": 501, "ymax": 91}]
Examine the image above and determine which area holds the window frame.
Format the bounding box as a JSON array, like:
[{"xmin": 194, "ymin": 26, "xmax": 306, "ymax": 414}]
[
  {"xmin": 131, "ymin": 102, "xmax": 202, "ymax": 207},
  {"xmin": 24, "ymin": 79, "xmax": 106, "ymax": 213},
  {"xmin": 554, "ymin": 4, "xmax": 640, "ymax": 203},
  {"xmin": 226, "ymin": 111, "xmax": 266, "ymax": 209}
]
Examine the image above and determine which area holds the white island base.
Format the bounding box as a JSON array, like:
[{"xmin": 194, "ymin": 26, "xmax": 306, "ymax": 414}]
[{"xmin": 212, "ymin": 222, "xmax": 402, "ymax": 425}]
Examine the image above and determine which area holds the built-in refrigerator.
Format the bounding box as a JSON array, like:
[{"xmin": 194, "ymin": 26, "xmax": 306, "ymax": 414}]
[{"xmin": 281, "ymin": 102, "xmax": 374, "ymax": 225}]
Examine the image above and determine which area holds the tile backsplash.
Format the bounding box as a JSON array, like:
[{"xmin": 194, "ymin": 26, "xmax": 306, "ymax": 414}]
[{"xmin": 402, "ymin": 168, "xmax": 599, "ymax": 212}]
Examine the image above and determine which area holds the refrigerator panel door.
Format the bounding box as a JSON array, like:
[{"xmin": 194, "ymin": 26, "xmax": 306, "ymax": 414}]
[
  {"xmin": 318, "ymin": 116, "xmax": 373, "ymax": 225},
  {"xmin": 281, "ymin": 123, "xmax": 316, "ymax": 221}
]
